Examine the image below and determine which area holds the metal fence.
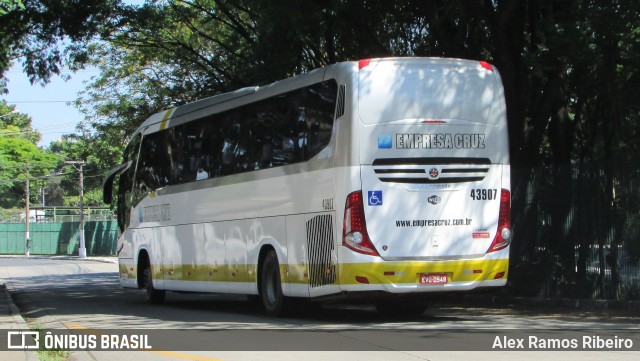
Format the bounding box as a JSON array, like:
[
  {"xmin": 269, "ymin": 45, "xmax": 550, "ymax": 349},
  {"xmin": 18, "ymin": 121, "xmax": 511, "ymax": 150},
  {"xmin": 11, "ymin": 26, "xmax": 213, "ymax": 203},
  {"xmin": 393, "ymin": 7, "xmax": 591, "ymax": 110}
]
[
  {"xmin": 0, "ymin": 207, "xmax": 116, "ymax": 223},
  {"xmin": 509, "ymin": 162, "xmax": 640, "ymax": 300}
]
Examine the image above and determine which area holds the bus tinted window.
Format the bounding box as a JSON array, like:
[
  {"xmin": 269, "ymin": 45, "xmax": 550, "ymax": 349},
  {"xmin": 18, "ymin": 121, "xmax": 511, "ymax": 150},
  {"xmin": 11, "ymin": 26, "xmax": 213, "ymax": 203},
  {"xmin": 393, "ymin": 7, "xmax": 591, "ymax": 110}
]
[
  {"xmin": 134, "ymin": 79, "xmax": 337, "ymax": 195},
  {"xmin": 302, "ymin": 81, "xmax": 336, "ymax": 157},
  {"xmin": 136, "ymin": 130, "xmax": 173, "ymax": 190}
]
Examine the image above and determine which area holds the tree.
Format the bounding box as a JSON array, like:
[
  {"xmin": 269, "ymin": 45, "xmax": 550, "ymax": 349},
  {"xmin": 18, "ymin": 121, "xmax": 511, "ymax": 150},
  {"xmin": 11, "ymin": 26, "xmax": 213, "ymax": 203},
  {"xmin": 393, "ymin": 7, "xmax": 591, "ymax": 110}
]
[
  {"xmin": 48, "ymin": 127, "xmax": 122, "ymax": 207},
  {"xmin": 77, "ymin": 0, "xmax": 263, "ymax": 138},
  {"xmin": 39, "ymin": 0, "xmax": 640, "ymax": 298},
  {"xmin": 1, "ymin": 100, "xmax": 60, "ymax": 207},
  {"xmin": 0, "ymin": 0, "xmax": 24, "ymax": 15},
  {"xmin": 0, "ymin": 99, "xmax": 41, "ymax": 143},
  {"xmin": 0, "ymin": 0, "xmax": 122, "ymax": 93},
  {"xmin": 0, "ymin": 136, "xmax": 60, "ymax": 208}
]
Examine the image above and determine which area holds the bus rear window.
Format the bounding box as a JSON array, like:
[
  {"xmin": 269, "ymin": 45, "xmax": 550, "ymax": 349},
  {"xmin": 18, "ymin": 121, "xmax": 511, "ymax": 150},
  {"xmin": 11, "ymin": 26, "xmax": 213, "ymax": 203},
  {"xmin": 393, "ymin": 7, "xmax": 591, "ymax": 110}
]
[{"xmin": 358, "ymin": 60, "xmax": 500, "ymax": 125}]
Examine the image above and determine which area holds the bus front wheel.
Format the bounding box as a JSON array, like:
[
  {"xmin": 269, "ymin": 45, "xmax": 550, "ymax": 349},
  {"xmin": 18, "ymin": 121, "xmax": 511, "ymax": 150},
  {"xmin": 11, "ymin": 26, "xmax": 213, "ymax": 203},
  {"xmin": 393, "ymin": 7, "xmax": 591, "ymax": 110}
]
[
  {"xmin": 144, "ymin": 263, "xmax": 165, "ymax": 304},
  {"xmin": 260, "ymin": 250, "xmax": 285, "ymax": 316}
]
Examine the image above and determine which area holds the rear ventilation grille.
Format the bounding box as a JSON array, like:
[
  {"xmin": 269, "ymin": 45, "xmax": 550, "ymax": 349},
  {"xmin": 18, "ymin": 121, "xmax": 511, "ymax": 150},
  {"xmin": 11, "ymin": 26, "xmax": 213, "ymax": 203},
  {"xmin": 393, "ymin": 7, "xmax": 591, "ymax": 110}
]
[
  {"xmin": 305, "ymin": 214, "xmax": 336, "ymax": 288},
  {"xmin": 373, "ymin": 157, "xmax": 491, "ymax": 184},
  {"xmin": 335, "ymin": 85, "xmax": 346, "ymax": 119}
]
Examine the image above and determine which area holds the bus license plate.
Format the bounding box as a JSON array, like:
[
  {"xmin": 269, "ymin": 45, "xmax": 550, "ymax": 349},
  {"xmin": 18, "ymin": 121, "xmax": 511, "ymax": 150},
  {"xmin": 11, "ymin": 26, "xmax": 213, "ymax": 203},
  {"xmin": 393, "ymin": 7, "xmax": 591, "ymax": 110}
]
[{"xmin": 419, "ymin": 273, "xmax": 448, "ymax": 285}]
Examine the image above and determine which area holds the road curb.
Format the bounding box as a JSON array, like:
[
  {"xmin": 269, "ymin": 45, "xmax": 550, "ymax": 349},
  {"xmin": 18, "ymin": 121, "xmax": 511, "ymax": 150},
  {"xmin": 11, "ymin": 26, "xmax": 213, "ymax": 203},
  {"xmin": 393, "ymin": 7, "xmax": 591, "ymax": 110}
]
[
  {"xmin": 2, "ymin": 283, "xmax": 97, "ymax": 361},
  {"xmin": 2, "ymin": 283, "xmax": 38, "ymax": 361}
]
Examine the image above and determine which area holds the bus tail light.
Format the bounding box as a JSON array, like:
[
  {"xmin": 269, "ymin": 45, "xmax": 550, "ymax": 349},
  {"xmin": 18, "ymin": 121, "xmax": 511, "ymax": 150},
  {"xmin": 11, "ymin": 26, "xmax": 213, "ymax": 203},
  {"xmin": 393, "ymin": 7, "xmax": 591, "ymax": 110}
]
[
  {"xmin": 358, "ymin": 59, "xmax": 372, "ymax": 69},
  {"xmin": 487, "ymin": 189, "xmax": 511, "ymax": 253},
  {"xmin": 479, "ymin": 61, "xmax": 493, "ymax": 71},
  {"xmin": 343, "ymin": 191, "xmax": 379, "ymax": 257}
]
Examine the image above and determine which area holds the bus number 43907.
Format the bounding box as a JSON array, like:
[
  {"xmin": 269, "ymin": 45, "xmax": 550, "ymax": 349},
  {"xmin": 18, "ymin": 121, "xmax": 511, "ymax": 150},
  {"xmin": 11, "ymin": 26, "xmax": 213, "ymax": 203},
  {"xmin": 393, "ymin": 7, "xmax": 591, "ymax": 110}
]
[{"xmin": 470, "ymin": 188, "xmax": 497, "ymax": 201}]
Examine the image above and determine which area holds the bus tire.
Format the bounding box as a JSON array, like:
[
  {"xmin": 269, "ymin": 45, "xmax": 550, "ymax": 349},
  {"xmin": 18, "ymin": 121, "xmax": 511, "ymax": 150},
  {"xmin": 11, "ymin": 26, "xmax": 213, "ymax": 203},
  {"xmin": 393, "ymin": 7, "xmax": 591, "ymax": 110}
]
[
  {"xmin": 144, "ymin": 263, "xmax": 165, "ymax": 304},
  {"xmin": 260, "ymin": 250, "xmax": 285, "ymax": 316}
]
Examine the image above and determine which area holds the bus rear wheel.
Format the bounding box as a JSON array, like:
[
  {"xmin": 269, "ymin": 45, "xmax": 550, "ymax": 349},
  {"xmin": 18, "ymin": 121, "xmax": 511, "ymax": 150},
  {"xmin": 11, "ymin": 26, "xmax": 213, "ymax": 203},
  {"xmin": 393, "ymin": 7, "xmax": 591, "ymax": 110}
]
[
  {"xmin": 260, "ymin": 250, "xmax": 285, "ymax": 316},
  {"xmin": 144, "ymin": 263, "xmax": 165, "ymax": 304}
]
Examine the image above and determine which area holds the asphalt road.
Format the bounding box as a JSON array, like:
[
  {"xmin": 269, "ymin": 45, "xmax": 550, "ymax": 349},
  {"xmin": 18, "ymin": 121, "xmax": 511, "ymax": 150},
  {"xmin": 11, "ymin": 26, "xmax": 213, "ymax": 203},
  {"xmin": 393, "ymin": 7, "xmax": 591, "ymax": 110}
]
[{"xmin": 1, "ymin": 256, "xmax": 639, "ymax": 361}]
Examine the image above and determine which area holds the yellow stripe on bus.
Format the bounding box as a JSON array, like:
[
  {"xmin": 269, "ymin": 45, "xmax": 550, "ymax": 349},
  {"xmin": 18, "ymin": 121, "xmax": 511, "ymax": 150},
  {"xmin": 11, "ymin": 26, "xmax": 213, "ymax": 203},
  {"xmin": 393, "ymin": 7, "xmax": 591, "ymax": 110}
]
[
  {"xmin": 120, "ymin": 258, "xmax": 508, "ymax": 285},
  {"xmin": 338, "ymin": 258, "xmax": 509, "ymax": 285},
  {"xmin": 159, "ymin": 108, "xmax": 176, "ymax": 130}
]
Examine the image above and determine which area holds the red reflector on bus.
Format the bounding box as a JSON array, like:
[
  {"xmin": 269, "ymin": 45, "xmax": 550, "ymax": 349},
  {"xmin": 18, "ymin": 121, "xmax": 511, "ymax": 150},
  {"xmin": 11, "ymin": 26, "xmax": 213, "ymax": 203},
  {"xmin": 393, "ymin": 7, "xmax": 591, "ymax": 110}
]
[
  {"xmin": 494, "ymin": 272, "xmax": 505, "ymax": 279},
  {"xmin": 343, "ymin": 191, "xmax": 379, "ymax": 256},
  {"xmin": 479, "ymin": 61, "xmax": 493, "ymax": 71},
  {"xmin": 355, "ymin": 276, "xmax": 369, "ymax": 284},
  {"xmin": 358, "ymin": 59, "xmax": 372, "ymax": 69},
  {"xmin": 420, "ymin": 119, "xmax": 446, "ymax": 124},
  {"xmin": 384, "ymin": 271, "xmax": 395, "ymax": 276}
]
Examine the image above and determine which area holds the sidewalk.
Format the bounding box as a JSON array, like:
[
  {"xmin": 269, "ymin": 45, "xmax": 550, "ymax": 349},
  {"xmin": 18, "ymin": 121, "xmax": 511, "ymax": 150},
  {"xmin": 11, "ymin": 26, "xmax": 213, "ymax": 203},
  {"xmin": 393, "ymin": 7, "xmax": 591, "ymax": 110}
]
[
  {"xmin": 0, "ymin": 283, "xmax": 37, "ymax": 361},
  {"xmin": 1, "ymin": 255, "xmax": 116, "ymax": 361},
  {"xmin": 0, "ymin": 254, "xmax": 117, "ymax": 264}
]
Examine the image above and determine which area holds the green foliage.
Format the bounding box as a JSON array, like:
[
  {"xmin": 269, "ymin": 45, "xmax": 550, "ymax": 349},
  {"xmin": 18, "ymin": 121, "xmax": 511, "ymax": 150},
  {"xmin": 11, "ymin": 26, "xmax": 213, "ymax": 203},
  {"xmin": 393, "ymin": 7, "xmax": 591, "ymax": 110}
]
[
  {"xmin": 64, "ymin": 189, "xmax": 103, "ymax": 207},
  {"xmin": 0, "ymin": 0, "xmax": 23, "ymax": 15},
  {"xmin": 0, "ymin": 102, "xmax": 58, "ymax": 208},
  {"xmin": 0, "ymin": 100, "xmax": 41, "ymax": 143},
  {"xmin": 77, "ymin": 0, "xmax": 262, "ymax": 137},
  {"xmin": 0, "ymin": 0, "xmax": 121, "ymax": 92},
  {"xmin": 2, "ymin": 0, "xmax": 640, "ymax": 299},
  {"xmin": 0, "ymin": 134, "xmax": 60, "ymax": 208},
  {"xmin": 48, "ymin": 130, "xmax": 122, "ymax": 207}
]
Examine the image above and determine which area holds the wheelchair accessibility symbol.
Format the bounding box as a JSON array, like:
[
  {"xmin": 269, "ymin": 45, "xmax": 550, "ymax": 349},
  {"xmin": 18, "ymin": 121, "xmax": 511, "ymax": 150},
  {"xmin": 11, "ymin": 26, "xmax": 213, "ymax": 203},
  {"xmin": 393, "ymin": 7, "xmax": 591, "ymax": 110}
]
[{"xmin": 368, "ymin": 191, "xmax": 383, "ymax": 206}]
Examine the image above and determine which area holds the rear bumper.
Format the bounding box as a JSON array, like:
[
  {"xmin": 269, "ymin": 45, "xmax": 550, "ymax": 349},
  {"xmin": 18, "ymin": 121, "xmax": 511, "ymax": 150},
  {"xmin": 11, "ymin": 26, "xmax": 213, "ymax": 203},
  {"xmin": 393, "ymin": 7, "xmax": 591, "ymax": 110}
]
[{"xmin": 338, "ymin": 257, "xmax": 508, "ymax": 293}]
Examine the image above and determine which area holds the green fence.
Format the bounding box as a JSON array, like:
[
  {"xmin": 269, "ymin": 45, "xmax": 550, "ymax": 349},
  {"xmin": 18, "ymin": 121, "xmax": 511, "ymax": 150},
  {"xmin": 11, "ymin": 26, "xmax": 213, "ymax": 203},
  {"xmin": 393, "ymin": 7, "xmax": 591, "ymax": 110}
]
[{"xmin": 0, "ymin": 221, "xmax": 117, "ymax": 256}]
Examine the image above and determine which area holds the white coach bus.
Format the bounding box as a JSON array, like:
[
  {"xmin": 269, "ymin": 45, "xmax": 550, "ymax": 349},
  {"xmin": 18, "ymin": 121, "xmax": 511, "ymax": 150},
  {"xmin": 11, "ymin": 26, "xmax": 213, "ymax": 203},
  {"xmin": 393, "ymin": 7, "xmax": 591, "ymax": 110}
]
[{"xmin": 103, "ymin": 57, "xmax": 511, "ymax": 316}]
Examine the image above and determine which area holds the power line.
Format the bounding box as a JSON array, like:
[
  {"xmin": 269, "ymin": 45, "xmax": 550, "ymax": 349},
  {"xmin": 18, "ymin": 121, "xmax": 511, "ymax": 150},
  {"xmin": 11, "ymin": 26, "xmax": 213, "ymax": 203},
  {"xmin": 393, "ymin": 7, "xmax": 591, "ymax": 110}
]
[
  {"xmin": 0, "ymin": 171, "xmax": 76, "ymax": 183},
  {"xmin": 5, "ymin": 100, "xmax": 74, "ymax": 104}
]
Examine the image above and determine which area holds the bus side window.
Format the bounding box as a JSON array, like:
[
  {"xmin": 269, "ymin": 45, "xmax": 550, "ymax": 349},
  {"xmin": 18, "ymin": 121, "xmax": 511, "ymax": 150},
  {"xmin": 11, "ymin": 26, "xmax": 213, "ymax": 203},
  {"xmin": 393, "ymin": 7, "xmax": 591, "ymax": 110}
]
[
  {"xmin": 218, "ymin": 115, "xmax": 237, "ymax": 176},
  {"xmin": 117, "ymin": 169, "xmax": 133, "ymax": 233},
  {"xmin": 302, "ymin": 81, "xmax": 337, "ymax": 159},
  {"xmin": 133, "ymin": 130, "xmax": 173, "ymax": 204},
  {"xmin": 259, "ymin": 139, "xmax": 273, "ymax": 169}
]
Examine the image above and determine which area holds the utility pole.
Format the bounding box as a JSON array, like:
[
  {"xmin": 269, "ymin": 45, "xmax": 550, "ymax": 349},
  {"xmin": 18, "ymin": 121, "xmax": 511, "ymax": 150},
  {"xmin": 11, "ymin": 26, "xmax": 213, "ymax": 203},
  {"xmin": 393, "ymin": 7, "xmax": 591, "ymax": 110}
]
[
  {"xmin": 65, "ymin": 161, "xmax": 86, "ymax": 258},
  {"xmin": 25, "ymin": 160, "xmax": 30, "ymax": 257},
  {"xmin": 40, "ymin": 181, "xmax": 46, "ymax": 206}
]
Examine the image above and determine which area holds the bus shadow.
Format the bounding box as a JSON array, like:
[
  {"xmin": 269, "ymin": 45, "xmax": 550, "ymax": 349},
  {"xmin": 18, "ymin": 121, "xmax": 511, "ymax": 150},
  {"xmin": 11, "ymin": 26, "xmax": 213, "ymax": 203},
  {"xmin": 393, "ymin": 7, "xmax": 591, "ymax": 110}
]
[
  {"xmin": 9, "ymin": 270, "xmax": 473, "ymax": 328},
  {"xmin": 161, "ymin": 292, "xmax": 472, "ymax": 325}
]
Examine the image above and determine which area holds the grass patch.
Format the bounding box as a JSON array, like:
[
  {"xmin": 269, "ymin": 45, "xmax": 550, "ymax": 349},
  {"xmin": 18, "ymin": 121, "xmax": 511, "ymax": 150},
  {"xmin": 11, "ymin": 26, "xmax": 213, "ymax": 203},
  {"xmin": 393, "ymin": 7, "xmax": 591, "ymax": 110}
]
[{"xmin": 30, "ymin": 324, "xmax": 72, "ymax": 361}]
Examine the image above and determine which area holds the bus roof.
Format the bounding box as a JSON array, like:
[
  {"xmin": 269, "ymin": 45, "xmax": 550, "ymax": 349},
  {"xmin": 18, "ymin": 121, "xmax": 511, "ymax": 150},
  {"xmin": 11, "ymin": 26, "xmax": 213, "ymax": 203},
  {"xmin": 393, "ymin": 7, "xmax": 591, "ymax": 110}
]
[
  {"xmin": 130, "ymin": 57, "xmax": 498, "ymax": 139},
  {"xmin": 133, "ymin": 64, "xmax": 332, "ymax": 137}
]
